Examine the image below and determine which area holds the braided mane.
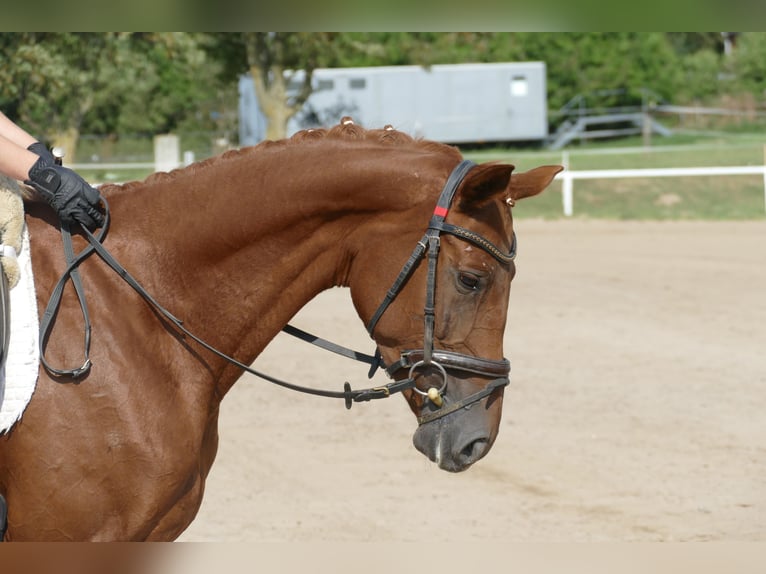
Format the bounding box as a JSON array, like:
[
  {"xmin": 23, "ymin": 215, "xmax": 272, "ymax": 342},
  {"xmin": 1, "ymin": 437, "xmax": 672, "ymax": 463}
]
[{"xmin": 106, "ymin": 120, "xmax": 460, "ymax": 194}]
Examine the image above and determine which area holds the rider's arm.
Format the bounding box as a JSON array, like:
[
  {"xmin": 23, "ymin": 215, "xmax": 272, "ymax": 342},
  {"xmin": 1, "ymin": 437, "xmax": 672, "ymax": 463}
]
[
  {"xmin": 0, "ymin": 135, "xmax": 39, "ymax": 182},
  {"xmin": 0, "ymin": 111, "xmax": 37, "ymax": 150},
  {"xmin": 0, "ymin": 111, "xmax": 52, "ymax": 181}
]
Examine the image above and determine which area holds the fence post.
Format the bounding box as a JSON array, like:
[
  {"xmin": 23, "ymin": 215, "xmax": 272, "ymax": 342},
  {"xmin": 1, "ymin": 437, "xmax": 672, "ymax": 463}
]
[
  {"xmin": 561, "ymin": 151, "xmax": 573, "ymax": 216},
  {"xmin": 763, "ymin": 145, "xmax": 766, "ymax": 214},
  {"xmin": 154, "ymin": 134, "xmax": 180, "ymax": 173},
  {"xmin": 763, "ymin": 167, "xmax": 766, "ymax": 214}
]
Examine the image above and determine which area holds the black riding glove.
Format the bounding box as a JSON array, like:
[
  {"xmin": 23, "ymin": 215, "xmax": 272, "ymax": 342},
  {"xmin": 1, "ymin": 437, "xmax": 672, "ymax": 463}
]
[
  {"xmin": 26, "ymin": 141, "xmax": 56, "ymax": 165},
  {"xmin": 26, "ymin": 156, "xmax": 105, "ymax": 231}
]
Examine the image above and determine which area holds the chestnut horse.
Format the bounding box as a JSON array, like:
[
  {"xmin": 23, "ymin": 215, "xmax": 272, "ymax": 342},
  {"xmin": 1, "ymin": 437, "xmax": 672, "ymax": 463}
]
[{"xmin": 0, "ymin": 122, "xmax": 561, "ymax": 540}]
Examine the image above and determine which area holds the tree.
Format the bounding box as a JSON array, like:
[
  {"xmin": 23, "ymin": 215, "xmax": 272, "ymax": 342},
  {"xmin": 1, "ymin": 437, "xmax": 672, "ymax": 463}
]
[
  {"xmin": 730, "ymin": 33, "xmax": 766, "ymax": 96},
  {"xmin": 83, "ymin": 33, "xmax": 224, "ymax": 136},
  {"xmin": 0, "ymin": 33, "xmax": 228, "ymax": 161},
  {"xmin": 0, "ymin": 33, "xmax": 125, "ymax": 160},
  {"xmin": 205, "ymin": 32, "xmax": 341, "ymax": 141}
]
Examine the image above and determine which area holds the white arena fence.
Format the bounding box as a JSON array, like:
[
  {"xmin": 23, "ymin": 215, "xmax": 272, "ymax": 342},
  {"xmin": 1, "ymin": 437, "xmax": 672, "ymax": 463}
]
[{"xmin": 557, "ymin": 163, "xmax": 766, "ymax": 216}]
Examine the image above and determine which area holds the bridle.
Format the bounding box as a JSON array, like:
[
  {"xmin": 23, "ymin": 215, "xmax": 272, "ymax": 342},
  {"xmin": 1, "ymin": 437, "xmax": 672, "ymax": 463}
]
[
  {"xmin": 40, "ymin": 159, "xmax": 515, "ymax": 425},
  {"xmin": 362, "ymin": 159, "xmax": 514, "ymax": 423}
]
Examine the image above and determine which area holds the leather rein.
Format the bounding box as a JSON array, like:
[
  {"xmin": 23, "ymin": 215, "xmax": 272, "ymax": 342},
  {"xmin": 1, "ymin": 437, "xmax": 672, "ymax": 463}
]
[{"xmin": 40, "ymin": 159, "xmax": 515, "ymax": 425}]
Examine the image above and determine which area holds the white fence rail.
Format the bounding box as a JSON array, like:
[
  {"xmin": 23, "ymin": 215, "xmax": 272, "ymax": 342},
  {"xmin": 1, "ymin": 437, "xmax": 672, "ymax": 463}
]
[{"xmin": 558, "ymin": 164, "xmax": 766, "ymax": 216}]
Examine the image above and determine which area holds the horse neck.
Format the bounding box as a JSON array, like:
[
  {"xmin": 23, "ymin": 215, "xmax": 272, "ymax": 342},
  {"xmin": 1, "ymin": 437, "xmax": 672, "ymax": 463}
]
[{"xmin": 110, "ymin": 144, "xmax": 448, "ymax": 381}]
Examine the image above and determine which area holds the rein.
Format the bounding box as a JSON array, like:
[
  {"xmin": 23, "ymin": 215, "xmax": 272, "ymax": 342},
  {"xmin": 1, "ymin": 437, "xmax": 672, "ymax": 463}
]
[
  {"xmin": 40, "ymin": 160, "xmax": 514, "ymax": 425},
  {"xmin": 39, "ymin": 203, "xmax": 412, "ymax": 406}
]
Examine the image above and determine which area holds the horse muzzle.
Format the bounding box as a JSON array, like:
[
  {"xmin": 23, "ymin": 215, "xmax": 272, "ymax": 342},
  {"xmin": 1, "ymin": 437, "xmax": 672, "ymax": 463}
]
[
  {"xmin": 380, "ymin": 348, "xmax": 509, "ymax": 471},
  {"xmin": 411, "ymin": 374, "xmax": 507, "ymax": 472}
]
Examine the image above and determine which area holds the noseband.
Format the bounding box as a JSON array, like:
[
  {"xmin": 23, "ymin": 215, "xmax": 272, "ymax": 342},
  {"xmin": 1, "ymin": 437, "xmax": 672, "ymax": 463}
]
[
  {"xmin": 364, "ymin": 159, "xmax": 514, "ymax": 423},
  {"xmin": 42, "ymin": 160, "xmax": 514, "ymax": 426}
]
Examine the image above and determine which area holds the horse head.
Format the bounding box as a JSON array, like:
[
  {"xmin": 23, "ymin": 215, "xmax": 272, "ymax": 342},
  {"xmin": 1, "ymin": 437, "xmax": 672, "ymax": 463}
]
[{"xmin": 349, "ymin": 161, "xmax": 562, "ymax": 472}]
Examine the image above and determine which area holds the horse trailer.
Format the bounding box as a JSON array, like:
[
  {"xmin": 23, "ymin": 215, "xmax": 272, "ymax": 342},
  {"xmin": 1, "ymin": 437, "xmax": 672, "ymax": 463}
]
[{"xmin": 239, "ymin": 62, "xmax": 549, "ymax": 146}]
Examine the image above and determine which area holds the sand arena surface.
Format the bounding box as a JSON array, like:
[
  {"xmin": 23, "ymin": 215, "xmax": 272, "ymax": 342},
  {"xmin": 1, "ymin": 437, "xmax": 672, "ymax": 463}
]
[{"xmin": 178, "ymin": 220, "xmax": 765, "ymax": 542}]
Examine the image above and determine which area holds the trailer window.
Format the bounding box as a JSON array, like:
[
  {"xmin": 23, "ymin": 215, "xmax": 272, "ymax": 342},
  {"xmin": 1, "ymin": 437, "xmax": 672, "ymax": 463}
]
[
  {"xmin": 510, "ymin": 76, "xmax": 528, "ymax": 97},
  {"xmin": 316, "ymin": 79, "xmax": 334, "ymax": 91},
  {"xmin": 349, "ymin": 78, "xmax": 367, "ymax": 90}
]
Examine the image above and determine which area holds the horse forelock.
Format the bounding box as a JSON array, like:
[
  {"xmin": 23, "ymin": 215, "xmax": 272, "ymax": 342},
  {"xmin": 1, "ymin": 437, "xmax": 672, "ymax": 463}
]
[{"xmin": 101, "ymin": 123, "xmax": 460, "ymax": 196}]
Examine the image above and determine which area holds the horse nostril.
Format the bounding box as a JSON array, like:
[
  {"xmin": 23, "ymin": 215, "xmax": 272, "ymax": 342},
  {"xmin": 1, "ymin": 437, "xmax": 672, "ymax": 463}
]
[{"xmin": 456, "ymin": 437, "xmax": 489, "ymax": 467}]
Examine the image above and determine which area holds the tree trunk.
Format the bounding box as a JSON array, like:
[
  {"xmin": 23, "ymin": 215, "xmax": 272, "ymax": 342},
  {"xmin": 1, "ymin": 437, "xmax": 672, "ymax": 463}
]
[{"xmin": 249, "ymin": 66, "xmax": 295, "ymax": 141}]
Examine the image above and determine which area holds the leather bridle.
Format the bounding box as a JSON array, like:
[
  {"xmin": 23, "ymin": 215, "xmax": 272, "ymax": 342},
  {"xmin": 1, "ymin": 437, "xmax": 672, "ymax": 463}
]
[
  {"xmin": 362, "ymin": 159, "xmax": 514, "ymax": 424},
  {"xmin": 41, "ymin": 159, "xmax": 515, "ymax": 425}
]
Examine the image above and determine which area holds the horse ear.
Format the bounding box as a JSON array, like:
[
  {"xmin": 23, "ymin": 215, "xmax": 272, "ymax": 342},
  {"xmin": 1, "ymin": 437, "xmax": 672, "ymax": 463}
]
[
  {"xmin": 509, "ymin": 165, "xmax": 564, "ymax": 203},
  {"xmin": 457, "ymin": 163, "xmax": 515, "ymax": 210}
]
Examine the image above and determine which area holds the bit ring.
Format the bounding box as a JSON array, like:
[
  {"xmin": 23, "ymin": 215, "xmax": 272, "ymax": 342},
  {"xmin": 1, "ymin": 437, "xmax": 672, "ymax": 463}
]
[{"xmin": 409, "ymin": 360, "xmax": 448, "ymax": 397}]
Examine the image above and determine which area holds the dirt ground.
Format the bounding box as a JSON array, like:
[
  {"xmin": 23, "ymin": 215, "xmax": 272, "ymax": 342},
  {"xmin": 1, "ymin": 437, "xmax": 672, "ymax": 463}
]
[{"xmin": 178, "ymin": 219, "xmax": 765, "ymax": 542}]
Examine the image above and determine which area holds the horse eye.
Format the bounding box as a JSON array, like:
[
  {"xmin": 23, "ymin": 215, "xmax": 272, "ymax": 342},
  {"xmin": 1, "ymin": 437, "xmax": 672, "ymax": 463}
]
[{"xmin": 458, "ymin": 272, "xmax": 480, "ymax": 291}]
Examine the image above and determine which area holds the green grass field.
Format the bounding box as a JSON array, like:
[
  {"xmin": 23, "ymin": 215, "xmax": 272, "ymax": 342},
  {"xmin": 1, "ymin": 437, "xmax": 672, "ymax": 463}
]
[{"xmin": 463, "ymin": 134, "xmax": 766, "ymax": 220}]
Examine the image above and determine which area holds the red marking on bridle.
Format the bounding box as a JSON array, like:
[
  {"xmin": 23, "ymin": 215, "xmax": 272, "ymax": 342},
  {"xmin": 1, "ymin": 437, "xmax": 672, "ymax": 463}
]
[{"xmin": 433, "ymin": 205, "xmax": 449, "ymax": 218}]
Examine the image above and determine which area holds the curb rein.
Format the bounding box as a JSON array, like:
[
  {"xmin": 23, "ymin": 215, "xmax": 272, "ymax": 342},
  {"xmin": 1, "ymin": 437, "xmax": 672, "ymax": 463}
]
[{"xmin": 40, "ymin": 160, "xmax": 515, "ymax": 425}]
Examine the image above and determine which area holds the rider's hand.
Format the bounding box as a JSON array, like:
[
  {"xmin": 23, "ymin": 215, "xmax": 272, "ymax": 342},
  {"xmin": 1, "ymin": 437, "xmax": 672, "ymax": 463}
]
[{"xmin": 26, "ymin": 156, "xmax": 105, "ymax": 231}]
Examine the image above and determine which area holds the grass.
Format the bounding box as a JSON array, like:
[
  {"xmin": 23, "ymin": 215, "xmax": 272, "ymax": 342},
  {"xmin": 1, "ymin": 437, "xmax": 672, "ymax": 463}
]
[
  {"xmin": 528, "ymin": 177, "xmax": 765, "ymax": 220},
  {"xmin": 462, "ymin": 133, "xmax": 766, "ymax": 220}
]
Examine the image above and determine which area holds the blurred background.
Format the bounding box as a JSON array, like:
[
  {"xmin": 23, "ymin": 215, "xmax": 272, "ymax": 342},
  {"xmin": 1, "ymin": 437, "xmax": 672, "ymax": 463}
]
[{"xmin": 2, "ymin": 32, "xmax": 766, "ymax": 221}]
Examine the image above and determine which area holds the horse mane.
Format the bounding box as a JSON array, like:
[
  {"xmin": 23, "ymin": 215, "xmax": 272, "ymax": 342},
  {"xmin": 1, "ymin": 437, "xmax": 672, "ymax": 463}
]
[{"xmin": 103, "ymin": 119, "xmax": 461, "ymax": 195}]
